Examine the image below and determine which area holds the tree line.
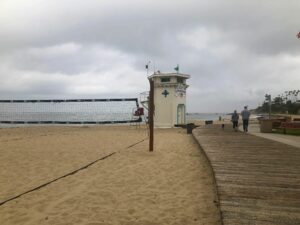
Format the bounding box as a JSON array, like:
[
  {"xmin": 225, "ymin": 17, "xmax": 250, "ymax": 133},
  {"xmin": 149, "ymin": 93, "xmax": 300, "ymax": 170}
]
[{"xmin": 255, "ymin": 90, "xmax": 300, "ymax": 114}]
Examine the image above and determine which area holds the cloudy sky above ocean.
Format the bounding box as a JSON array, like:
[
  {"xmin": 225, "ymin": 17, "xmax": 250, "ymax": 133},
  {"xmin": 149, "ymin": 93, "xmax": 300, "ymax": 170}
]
[{"xmin": 0, "ymin": 0, "xmax": 299, "ymax": 112}]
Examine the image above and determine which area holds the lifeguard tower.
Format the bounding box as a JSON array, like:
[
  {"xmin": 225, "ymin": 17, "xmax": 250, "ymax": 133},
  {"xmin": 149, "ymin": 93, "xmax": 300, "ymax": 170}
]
[{"xmin": 147, "ymin": 72, "xmax": 190, "ymax": 128}]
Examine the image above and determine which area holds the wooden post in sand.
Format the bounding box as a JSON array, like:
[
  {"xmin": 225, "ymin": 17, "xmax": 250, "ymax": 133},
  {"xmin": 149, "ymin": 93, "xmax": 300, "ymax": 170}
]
[{"xmin": 149, "ymin": 79, "xmax": 154, "ymax": 152}]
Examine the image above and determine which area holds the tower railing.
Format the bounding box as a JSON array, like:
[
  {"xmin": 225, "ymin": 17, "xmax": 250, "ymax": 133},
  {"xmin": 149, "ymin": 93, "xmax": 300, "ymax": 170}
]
[{"xmin": 139, "ymin": 91, "xmax": 149, "ymax": 110}]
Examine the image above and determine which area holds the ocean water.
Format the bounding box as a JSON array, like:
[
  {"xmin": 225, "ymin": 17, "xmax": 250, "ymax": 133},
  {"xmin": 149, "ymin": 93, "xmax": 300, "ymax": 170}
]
[
  {"xmin": 0, "ymin": 100, "xmax": 230, "ymax": 127},
  {"xmin": 186, "ymin": 113, "xmax": 230, "ymax": 122},
  {"xmin": 0, "ymin": 112, "xmax": 229, "ymax": 127}
]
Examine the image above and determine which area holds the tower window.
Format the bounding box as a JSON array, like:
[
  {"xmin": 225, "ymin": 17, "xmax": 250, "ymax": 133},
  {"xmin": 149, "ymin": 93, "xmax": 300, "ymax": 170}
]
[
  {"xmin": 161, "ymin": 77, "xmax": 171, "ymax": 82},
  {"xmin": 177, "ymin": 77, "xmax": 184, "ymax": 83}
]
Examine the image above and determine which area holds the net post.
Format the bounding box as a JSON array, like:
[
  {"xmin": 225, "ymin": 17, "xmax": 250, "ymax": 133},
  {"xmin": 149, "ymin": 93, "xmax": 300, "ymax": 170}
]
[{"xmin": 149, "ymin": 79, "xmax": 154, "ymax": 152}]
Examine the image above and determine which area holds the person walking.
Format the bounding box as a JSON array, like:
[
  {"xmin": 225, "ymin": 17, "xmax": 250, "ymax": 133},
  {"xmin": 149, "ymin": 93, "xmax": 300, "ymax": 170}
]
[
  {"xmin": 241, "ymin": 106, "xmax": 251, "ymax": 132},
  {"xmin": 231, "ymin": 110, "xmax": 239, "ymax": 131}
]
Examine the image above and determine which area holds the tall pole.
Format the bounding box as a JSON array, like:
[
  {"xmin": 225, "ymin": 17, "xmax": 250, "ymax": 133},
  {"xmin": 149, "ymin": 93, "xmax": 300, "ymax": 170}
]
[
  {"xmin": 149, "ymin": 79, "xmax": 154, "ymax": 152},
  {"xmin": 269, "ymin": 94, "xmax": 272, "ymax": 119},
  {"xmin": 265, "ymin": 94, "xmax": 271, "ymax": 119}
]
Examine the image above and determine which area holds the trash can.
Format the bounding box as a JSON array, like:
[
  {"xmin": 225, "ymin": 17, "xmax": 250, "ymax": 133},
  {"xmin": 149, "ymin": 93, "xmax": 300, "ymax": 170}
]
[
  {"xmin": 205, "ymin": 120, "xmax": 213, "ymax": 125},
  {"xmin": 260, "ymin": 119, "xmax": 273, "ymax": 133},
  {"xmin": 187, "ymin": 123, "xmax": 195, "ymax": 134}
]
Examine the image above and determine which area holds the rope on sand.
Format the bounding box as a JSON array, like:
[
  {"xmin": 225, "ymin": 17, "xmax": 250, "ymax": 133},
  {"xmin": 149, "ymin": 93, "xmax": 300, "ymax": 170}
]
[
  {"xmin": 126, "ymin": 138, "xmax": 148, "ymax": 149},
  {"xmin": 0, "ymin": 152, "xmax": 115, "ymax": 206},
  {"xmin": 0, "ymin": 138, "xmax": 147, "ymax": 207}
]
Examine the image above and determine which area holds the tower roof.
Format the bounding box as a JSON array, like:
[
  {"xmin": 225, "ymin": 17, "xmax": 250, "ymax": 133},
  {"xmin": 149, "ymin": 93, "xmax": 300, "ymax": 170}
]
[{"xmin": 148, "ymin": 72, "xmax": 190, "ymax": 80}]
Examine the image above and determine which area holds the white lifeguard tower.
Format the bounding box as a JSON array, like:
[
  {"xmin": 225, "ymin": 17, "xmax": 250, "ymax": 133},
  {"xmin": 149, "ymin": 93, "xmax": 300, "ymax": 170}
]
[{"xmin": 147, "ymin": 72, "xmax": 190, "ymax": 128}]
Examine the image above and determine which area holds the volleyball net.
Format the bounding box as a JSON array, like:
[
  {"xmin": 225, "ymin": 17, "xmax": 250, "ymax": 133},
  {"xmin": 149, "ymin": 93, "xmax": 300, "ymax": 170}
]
[{"xmin": 0, "ymin": 98, "xmax": 142, "ymax": 124}]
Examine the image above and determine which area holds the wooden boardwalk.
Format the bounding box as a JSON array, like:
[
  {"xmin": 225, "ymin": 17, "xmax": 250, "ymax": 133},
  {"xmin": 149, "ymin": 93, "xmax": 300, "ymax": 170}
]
[{"xmin": 193, "ymin": 125, "xmax": 300, "ymax": 225}]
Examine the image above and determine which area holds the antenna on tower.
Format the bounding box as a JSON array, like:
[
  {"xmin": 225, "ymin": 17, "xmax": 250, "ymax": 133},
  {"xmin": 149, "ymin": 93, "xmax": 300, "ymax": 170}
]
[{"xmin": 145, "ymin": 61, "xmax": 151, "ymax": 76}]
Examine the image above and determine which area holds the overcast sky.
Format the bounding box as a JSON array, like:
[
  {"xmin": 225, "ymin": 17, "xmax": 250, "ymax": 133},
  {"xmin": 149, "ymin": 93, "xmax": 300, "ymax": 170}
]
[{"xmin": 1, "ymin": 0, "xmax": 300, "ymax": 113}]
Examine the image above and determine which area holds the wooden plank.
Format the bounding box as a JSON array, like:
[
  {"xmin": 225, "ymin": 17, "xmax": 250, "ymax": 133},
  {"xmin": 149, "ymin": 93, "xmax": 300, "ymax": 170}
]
[
  {"xmin": 220, "ymin": 199, "xmax": 300, "ymax": 214},
  {"xmin": 222, "ymin": 209, "xmax": 300, "ymax": 225},
  {"xmin": 218, "ymin": 184, "xmax": 300, "ymax": 200}
]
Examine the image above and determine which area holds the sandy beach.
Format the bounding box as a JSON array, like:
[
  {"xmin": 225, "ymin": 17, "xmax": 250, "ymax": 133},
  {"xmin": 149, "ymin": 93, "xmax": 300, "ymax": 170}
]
[{"xmin": 0, "ymin": 125, "xmax": 221, "ymax": 225}]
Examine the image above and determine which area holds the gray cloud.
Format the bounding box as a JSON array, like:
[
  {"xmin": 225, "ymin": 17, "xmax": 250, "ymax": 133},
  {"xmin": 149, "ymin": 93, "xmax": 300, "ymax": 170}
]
[{"xmin": 0, "ymin": 0, "xmax": 300, "ymax": 112}]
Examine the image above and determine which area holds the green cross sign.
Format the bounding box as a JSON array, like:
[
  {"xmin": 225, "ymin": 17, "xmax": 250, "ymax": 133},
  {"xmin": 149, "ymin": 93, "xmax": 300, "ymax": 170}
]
[{"xmin": 162, "ymin": 90, "xmax": 169, "ymax": 97}]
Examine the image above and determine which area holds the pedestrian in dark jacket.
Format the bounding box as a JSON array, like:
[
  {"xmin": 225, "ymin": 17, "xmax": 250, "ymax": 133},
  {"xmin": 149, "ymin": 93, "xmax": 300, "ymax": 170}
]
[
  {"xmin": 241, "ymin": 106, "xmax": 251, "ymax": 132},
  {"xmin": 231, "ymin": 110, "xmax": 239, "ymax": 131}
]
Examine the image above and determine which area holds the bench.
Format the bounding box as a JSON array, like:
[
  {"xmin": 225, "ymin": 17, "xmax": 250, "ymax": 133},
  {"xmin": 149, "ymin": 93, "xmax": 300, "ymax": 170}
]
[{"xmin": 278, "ymin": 122, "xmax": 300, "ymax": 134}]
